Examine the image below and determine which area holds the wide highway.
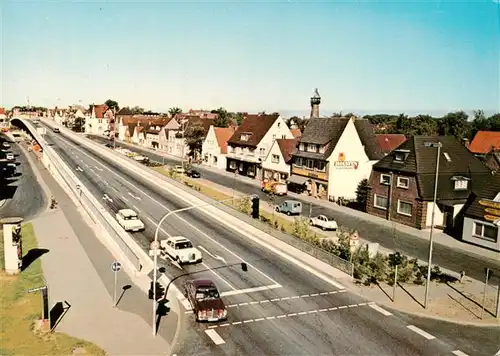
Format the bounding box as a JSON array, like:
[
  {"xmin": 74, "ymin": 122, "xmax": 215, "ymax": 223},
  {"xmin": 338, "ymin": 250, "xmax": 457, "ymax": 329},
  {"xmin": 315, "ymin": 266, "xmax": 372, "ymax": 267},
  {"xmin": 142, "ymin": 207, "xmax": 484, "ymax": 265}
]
[
  {"xmin": 85, "ymin": 135, "xmax": 500, "ymax": 282},
  {"xmin": 41, "ymin": 127, "xmax": 485, "ymax": 356}
]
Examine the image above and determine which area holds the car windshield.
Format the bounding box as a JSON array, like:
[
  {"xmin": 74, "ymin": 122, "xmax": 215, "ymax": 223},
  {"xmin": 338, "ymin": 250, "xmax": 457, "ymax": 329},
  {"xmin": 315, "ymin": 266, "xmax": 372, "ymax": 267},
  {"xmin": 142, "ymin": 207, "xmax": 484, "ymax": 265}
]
[
  {"xmin": 195, "ymin": 288, "xmax": 220, "ymax": 301},
  {"xmin": 175, "ymin": 241, "xmax": 193, "ymax": 249},
  {"xmin": 123, "ymin": 214, "xmax": 138, "ymax": 220}
]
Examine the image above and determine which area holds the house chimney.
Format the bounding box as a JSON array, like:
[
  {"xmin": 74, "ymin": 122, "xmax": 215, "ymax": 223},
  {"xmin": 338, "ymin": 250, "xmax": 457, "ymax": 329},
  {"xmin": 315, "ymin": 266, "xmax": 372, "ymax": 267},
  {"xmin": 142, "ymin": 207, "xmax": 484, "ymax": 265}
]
[{"xmin": 462, "ymin": 138, "xmax": 470, "ymax": 149}]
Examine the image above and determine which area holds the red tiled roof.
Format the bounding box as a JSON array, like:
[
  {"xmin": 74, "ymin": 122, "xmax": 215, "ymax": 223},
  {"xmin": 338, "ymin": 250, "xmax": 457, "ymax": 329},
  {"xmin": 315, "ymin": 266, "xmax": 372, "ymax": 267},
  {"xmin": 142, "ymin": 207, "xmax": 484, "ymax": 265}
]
[
  {"xmin": 94, "ymin": 104, "xmax": 109, "ymax": 119},
  {"xmin": 227, "ymin": 114, "xmax": 280, "ymax": 147},
  {"xmin": 290, "ymin": 128, "xmax": 301, "ymax": 138},
  {"xmin": 0, "ymin": 108, "xmax": 5, "ymax": 115},
  {"xmin": 375, "ymin": 134, "xmax": 407, "ymax": 154},
  {"xmin": 214, "ymin": 127, "xmax": 237, "ymax": 154},
  {"xmin": 277, "ymin": 138, "xmax": 299, "ymax": 163},
  {"xmin": 469, "ymin": 131, "xmax": 500, "ymax": 154}
]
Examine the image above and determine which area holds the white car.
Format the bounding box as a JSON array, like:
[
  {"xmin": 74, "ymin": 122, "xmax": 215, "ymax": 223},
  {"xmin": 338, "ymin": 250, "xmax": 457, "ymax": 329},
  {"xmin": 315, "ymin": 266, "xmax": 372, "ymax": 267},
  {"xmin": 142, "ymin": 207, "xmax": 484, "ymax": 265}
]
[
  {"xmin": 309, "ymin": 215, "xmax": 338, "ymax": 231},
  {"xmin": 173, "ymin": 165, "xmax": 185, "ymax": 174},
  {"xmin": 116, "ymin": 209, "xmax": 145, "ymax": 232},
  {"xmin": 160, "ymin": 236, "xmax": 202, "ymax": 264},
  {"xmin": 133, "ymin": 155, "xmax": 148, "ymax": 162},
  {"xmin": 5, "ymin": 152, "xmax": 14, "ymax": 161},
  {"xmin": 2, "ymin": 142, "xmax": 11, "ymax": 149}
]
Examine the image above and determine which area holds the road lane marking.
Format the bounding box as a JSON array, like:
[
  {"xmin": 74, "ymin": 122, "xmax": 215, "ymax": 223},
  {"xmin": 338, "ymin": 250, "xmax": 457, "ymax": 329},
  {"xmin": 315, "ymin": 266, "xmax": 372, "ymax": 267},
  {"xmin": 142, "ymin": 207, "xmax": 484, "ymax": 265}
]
[
  {"xmin": 205, "ymin": 329, "xmax": 225, "ymax": 345},
  {"xmin": 198, "ymin": 245, "xmax": 227, "ymax": 264},
  {"xmin": 220, "ymin": 284, "xmax": 281, "ymax": 297},
  {"xmin": 95, "ymin": 166, "xmax": 103, "ymax": 172},
  {"xmin": 225, "ymin": 290, "xmax": 346, "ymax": 308},
  {"xmin": 406, "ymin": 325, "xmax": 435, "ymax": 340},
  {"xmin": 111, "ymin": 186, "xmax": 119, "ymax": 192},
  {"xmin": 122, "ymin": 196, "xmax": 129, "ymax": 202},
  {"xmin": 202, "ymin": 262, "xmax": 237, "ymax": 291},
  {"xmin": 369, "ymin": 303, "xmax": 392, "ymax": 316},
  {"xmin": 452, "ymin": 351, "xmax": 469, "ymax": 356},
  {"xmin": 212, "ymin": 303, "xmax": 367, "ymax": 328},
  {"xmin": 147, "ymin": 217, "xmax": 156, "ymax": 224},
  {"xmin": 133, "ymin": 205, "xmax": 140, "ymax": 212}
]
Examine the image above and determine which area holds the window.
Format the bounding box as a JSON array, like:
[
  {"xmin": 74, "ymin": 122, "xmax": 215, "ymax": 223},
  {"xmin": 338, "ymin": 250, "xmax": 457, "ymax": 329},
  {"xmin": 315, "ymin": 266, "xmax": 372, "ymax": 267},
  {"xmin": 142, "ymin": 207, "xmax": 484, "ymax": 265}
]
[
  {"xmin": 229, "ymin": 161, "xmax": 236, "ymax": 169},
  {"xmin": 299, "ymin": 143, "xmax": 305, "ymax": 151},
  {"xmin": 236, "ymin": 147, "xmax": 242, "ymax": 154},
  {"xmin": 306, "ymin": 159, "xmax": 314, "ymax": 169},
  {"xmin": 272, "ymin": 134, "xmax": 276, "ymax": 141},
  {"xmin": 380, "ymin": 174, "xmax": 391, "ymax": 185},
  {"xmin": 454, "ymin": 180, "xmax": 468, "ymax": 190},
  {"xmin": 319, "ymin": 145, "xmax": 325, "ymax": 154},
  {"xmin": 473, "ymin": 222, "xmax": 498, "ymax": 242},
  {"xmin": 394, "ymin": 153, "xmax": 405, "ymax": 161},
  {"xmin": 259, "ymin": 148, "xmax": 266, "ymax": 156},
  {"xmin": 240, "ymin": 133, "xmax": 250, "ymax": 141},
  {"xmin": 282, "ymin": 134, "xmax": 286, "ymax": 139},
  {"xmin": 271, "ymin": 154, "xmax": 280, "ymax": 163},
  {"xmin": 397, "ymin": 200, "xmax": 412, "ymax": 216},
  {"xmin": 307, "ymin": 144, "xmax": 318, "ymax": 153},
  {"xmin": 317, "ymin": 161, "xmax": 326, "ymax": 172},
  {"xmin": 373, "ymin": 195, "xmax": 388, "ymax": 210},
  {"xmin": 230, "ymin": 146, "xmax": 235, "ymax": 153},
  {"xmin": 397, "ymin": 177, "xmax": 409, "ymax": 189},
  {"xmin": 295, "ymin": 157, "xmax": 303, "ymax": 166}
]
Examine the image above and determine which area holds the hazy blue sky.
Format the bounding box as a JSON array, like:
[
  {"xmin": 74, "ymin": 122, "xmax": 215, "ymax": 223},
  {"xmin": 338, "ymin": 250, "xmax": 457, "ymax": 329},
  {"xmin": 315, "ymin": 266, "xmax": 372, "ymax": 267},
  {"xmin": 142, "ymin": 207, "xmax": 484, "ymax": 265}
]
[{"xmin": 2, "ymin": 0, "xmax": 499, "ymax": 116}]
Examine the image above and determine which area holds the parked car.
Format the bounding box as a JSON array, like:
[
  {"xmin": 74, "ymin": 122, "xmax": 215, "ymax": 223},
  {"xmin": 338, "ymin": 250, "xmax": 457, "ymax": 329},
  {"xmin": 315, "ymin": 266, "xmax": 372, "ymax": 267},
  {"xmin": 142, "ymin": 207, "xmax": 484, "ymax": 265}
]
[
  {"xmin": 185, "ymin": 169, "xmax": 200, "ymax": 178},
  {"xmin": 184, "ymin": 279, "xmax": 227, "ymax": 322},
  {"xmin": 53, "ymin": 128, "xmax": 60, "ymax": 133},
  {"xmin": 309, "ymin": 215, "xmax": 338, "ymax": 231},
  {"xmin": 275, "ymin": 200, "xmax": 302, "ymax": 215},
  {"xmin": 115, "ymin": 209, "xmax": 145, "ymax": 232},
  {"xmin": 174, "ymin": 165, "xmax": 185, "ymax": 174},
  {"xmin": 1, "ymin": 141, "xmax": 11, "ymax": 149},
  {"xmin": 5, "ymin": 152, "xmax": 14, "ymax": 161},
  {"xmin": 160, "ymin": 236, "xmax": 202, "ymax": 264},
  {"xmin": 133, "ymin": 155, "xmax": 149, "ymax": 162}
]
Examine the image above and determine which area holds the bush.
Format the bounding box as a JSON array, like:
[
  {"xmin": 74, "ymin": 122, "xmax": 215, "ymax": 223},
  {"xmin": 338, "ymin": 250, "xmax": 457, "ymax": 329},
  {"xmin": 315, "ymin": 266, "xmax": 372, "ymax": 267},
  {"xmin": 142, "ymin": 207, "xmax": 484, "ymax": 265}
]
[
  {"xmin": 291, "ymin": 217, "xmax": 309, "ymax": 239},
  {"xmin": 236, "ymin": 197, "xmax": 251, "ymax": 215}
]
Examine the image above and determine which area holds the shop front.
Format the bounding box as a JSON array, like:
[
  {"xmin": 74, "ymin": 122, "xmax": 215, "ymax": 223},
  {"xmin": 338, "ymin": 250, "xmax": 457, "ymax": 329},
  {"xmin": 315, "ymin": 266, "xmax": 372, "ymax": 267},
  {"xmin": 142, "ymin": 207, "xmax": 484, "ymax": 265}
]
[
  {"xmin": 262, "ymin": 168, "xmax": 289, "ymax": 183},
  {"xmin": 288, "ymin": 167, "xmax": 328, "ymax": 198},
  {"xmin": 226, "ymin": 158, "xmax": 261, "ymax": 179}
]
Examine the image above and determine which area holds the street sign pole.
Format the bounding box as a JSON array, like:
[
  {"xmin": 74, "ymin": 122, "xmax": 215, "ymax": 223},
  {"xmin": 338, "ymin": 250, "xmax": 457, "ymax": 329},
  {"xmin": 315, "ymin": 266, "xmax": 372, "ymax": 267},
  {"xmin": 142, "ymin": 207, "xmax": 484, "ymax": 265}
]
[
  {"xmin": 110, "ymin": 261, "xmax": 122, "ymax": 307},
  {"xmin": 113, "ymin": 269, "xmax": 118, "ymax": 307},
  {"xmin": 481, "ymin": 268, "xmax": 490, "ymax": 319}
]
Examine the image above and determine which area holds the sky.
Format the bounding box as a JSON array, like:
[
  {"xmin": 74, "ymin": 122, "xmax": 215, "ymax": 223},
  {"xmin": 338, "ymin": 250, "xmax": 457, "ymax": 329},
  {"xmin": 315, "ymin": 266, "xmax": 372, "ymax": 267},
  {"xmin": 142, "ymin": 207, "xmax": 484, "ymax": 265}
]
[{"xmin": 1, "ymin": 0, "xmax": 499, "ymax": 117}]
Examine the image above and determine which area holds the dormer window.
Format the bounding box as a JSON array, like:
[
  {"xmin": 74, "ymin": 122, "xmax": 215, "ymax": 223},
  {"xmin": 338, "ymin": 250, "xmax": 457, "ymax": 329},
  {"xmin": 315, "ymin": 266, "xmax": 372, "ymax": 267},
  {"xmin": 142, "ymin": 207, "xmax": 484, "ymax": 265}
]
[
  {"xmin": 240, "ymin": 133, "xmax": 251, "ymax": 141},
  {"xmin": 299, "ymin": 143, "xmax": 305, "ymax": 151},
  {"xmin": 452, "ymin": 176, "xmax": 469, "ymax": 190},
  {"xmin": 393, "ymin": 149, "xmax": 410, "ymax": 163},
  {"xmin": 307, "ymin": 144, "xmax": 318, "ymax": 153}
]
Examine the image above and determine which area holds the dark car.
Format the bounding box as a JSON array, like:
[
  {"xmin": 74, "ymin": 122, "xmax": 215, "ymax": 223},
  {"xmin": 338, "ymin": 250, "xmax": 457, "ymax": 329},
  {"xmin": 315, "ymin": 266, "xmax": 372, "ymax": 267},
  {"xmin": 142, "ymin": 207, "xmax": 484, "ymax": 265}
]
[
  {"xmin": 184, "ymin": 279, "xmax": 227, "ymax": 322},
  {"xmin": 53, "ymin": 128, "xmax": 60, "ymax": 133},
  {"xmin": 185, "ymin": 169, "xmax": 201, "ymax": 178}
]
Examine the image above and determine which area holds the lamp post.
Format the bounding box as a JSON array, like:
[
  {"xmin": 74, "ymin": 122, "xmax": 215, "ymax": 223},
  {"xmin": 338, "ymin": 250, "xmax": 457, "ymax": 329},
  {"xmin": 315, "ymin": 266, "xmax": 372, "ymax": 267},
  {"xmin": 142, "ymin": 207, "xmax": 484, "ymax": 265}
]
[
  {"xmin": 151, "ymin": 194, "xmax": 253, "ymax": 337},
  {"xmin": 423, "ymin": 141, "xmax": 442, "ymax": 309}
]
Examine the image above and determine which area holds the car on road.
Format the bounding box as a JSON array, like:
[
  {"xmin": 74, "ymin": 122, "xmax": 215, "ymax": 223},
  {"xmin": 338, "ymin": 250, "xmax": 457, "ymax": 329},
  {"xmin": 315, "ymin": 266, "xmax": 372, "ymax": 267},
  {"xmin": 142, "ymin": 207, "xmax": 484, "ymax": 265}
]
[
  {"xmin": 160, "ymin": 236, "xmax": 202, "ymax": 264},
  {"xmin": 133, "ymin": 155, "xmax": 149, "ymax": 163},
  {"xmin": 174, "ymin": 165, "xmax": 185, "ymax": 174},
  {"xmin": 309, "ymin": 215, "xmax": 338, "ymax": 231},
  {"xmin": 184, "ymin": 279, "xmax": 227, "ymax": 322},
  {"xmin": 115, "ymin": 209, "xmax": 145, "ymax": 232},
  {"xmin": 53, "ymin": 128, "xmax": 60, "ymax": 133},
  {"xmin": 185, "ymin": 169, "xmax": 200, "ymax": 178},
  {"xmin": 275, "ymin": 200, "xmax": 302, "ymax": 215},
  {"xmin": 4, "ymin": 152, "xmax": 14, "ymax": 161},
  {"xmin": 1, "ymin": 141, "xmax": 11, "ymax": 149}
]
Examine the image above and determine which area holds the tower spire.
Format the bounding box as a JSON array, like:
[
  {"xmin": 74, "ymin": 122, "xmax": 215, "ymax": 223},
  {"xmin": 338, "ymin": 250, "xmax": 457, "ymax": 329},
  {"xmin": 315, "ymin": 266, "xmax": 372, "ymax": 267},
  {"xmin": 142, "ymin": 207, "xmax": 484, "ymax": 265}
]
[{"xmin": 310, "ymin": 88, "xmax": 321, "ymax": 118}]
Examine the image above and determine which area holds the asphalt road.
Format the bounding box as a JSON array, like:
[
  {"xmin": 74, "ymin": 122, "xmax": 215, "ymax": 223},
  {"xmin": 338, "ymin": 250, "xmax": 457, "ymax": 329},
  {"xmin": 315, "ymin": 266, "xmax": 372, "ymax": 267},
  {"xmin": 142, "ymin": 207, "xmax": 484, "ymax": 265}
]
[
  {"xmin": 38, "ymin": 128, "xmax": 495, "ymax": 356},
  {"xmin": 85, "ymin": 135, "xmax": 500, "ymax": 282},
  {"xmin": 0, "ymin": 138, "xmax": 46, "ymax": 221}
]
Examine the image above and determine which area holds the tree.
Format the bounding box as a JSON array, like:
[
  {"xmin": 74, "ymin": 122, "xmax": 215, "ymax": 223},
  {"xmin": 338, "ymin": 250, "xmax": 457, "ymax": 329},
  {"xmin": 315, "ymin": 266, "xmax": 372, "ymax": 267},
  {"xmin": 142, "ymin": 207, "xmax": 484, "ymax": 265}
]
[
  {"xmin": 394, "ymin": 114, "xmax": 437, "ymax": 136},
  {"xmin": 184, "ymin": 124, "xmax": 205, "ymax": 158},
  {"xmin": 105, "ymin": 99, "xmax": 119, "ymax": 111},
  {"xmin": 355, "ymin": 179, "xmax": 369, "ymax": 211},
  {"xmin": 438, "ymin": 111, "xmax": 471, "ymax": 141},
  {"xmin": 169, "ymin": 107, "xmax": 182, "ymax": 117},
  {"xmin": 213, "ymin": 107, "xmax": 229, "ymax": 128},
  {"xmin": 233, "ymin": 112, "xmax": 245, "ymax": 126},
  {"xmin": 73, "ymin": 117, "xmax": 85, "ymax": 132},
  {"xmin": 286, "ymin": 116, "xmax": 307, "ymax": 132}
]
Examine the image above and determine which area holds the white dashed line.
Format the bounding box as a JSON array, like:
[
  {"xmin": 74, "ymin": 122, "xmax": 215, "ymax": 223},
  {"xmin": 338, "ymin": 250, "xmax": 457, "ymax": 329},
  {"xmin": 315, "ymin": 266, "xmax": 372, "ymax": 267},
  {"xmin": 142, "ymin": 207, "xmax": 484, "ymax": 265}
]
[
  {"xmin": 288, "ymin": 313, "xmax": 297, "ymax": 317},
  {"xmin": 205, "ymin": 329, "xmax": 225, "ymax": 345},
  {"xmin": 254, "ymin": 318, "xmax": 265, "ymax": 322},
  {"xmin": 277, "ymin": 315, "xmax": 286, "ymax": 319},
  {"xmin": 406, "ymin": 325, "xmax": 435, "ymax": 340},
  {"xmin": 265, "ymin": 316, "xmax": 275, "ymax": 320},
  {"xmin": 452, "ymin": 351, "xmax": 469, "ymax": 356},
  {"xmin": 133, "ymin": 205, "xmax": 140, "ymax": 212},
  {"xmin": 232, "ymin": 321, "xmax": 242, "ymax": 325},
  {"xmin": 226, "ymin": 290, "xmax": 345, "ymax": 308},
  {"xmin": 243, "ymin": 319, "xmax": 253, "ymax": 323},
  {"xmin": 111, "ymin": 186, "xmax": 118, "ymax": 192},
  {"xmin": 122, "ymin": 196, "xmax": 129, "ymax": 202},
  {"xmin": 369, "ymin": 303, "xmax": 393, "ymax": 316}
]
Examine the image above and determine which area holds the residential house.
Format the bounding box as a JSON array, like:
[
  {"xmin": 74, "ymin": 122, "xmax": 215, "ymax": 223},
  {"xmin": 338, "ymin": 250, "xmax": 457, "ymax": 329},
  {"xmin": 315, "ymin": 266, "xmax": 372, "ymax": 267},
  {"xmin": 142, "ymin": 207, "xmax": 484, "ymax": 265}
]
[
  {"xmin": 366, "ymin": 136, "xmax": 492, "ymax": 231},
  {"xmin": 469, "ymin": 131, "xmax": 500, "ymax": 172},
  {"xmin": 84, "ymin": 104, "xmax": 114, "ymax": 135},
  {"xmin": 288, "ymin": 117, "xmax": 384, "ymax": 200},
  {"xmin": 202, "ymin": 125, "xmax": 237, "ymax": 169},
  {"xmin": 290, "ymin": 128, "xmax": 302, "ymax": 139},
  {"xmin": 167, "ymin": 116, "xmax": 215, "ymax": 159},
  {"xmin": 262, "ymin": 138, "xmax": 299, "ymax": 182},
  {"xmin": 375, "ymin": 134, "xmax": 407, "ymax": 155},
  {"xmin": 158, "ymin": 118, "xmax": 180, "ymax": 151},
  {"xmin": 0, "ymin": 108, "xmax": 8, "ymax": 131},
  {"xmin": 226, "ymin": 114, "xmax": 294, "ymax": 178},
  {"xmin": 131, "ymin": 125, "xmax": 145, "ymax": 145},
  {"xmin": 456, "ymin": 174, "xmax": 500, "ymax": 251}
]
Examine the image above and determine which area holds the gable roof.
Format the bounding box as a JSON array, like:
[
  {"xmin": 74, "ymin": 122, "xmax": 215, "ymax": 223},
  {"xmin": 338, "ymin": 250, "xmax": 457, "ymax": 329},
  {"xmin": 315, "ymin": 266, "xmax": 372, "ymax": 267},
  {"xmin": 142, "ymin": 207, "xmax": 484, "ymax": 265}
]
[
  {"xmin": 376, "ymin": 134, "xmax": 407, "ymax": 155},
  {"xmin": 290, "ymin": 128, "xmax": 302, "ymax": 138},
  {"xmin": 461, "ymin": 174, "xmax": 500, "ymax": 220},
  {"xmin": 469, "ymin": 131, "xmax": 500, "ymax": 154},
  {"xmin": 94, "ymin": 104, "xmax": 109, "ymax": 119},
  {"xmin": 227, "ymin": 114, "xmax": 280, "ymax": 147},
  {"xmin": 374, "ymin": 136, "xmax": 493, "ymax": 201},
  {"xmin": 214, "ymin": 127, "xmax": 237, "ymax": 154},
  {"xmin": 276, "ymin": 138, "xmax": 299, "ymax": 163},
  {"xmin": 353, "ymin": 119, "xmax": 385, "ymax": 160},
  {"xmin": 117, "ymin": 107, "xmax": 134, "ymax": 116}
]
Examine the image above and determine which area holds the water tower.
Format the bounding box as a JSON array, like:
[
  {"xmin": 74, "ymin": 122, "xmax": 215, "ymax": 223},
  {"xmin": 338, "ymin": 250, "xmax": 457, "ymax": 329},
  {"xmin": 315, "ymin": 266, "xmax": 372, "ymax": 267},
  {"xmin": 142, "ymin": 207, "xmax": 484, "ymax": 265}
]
[{"xmin": 310, "ymin": 88, "xmax": 321, "ymax": 118}]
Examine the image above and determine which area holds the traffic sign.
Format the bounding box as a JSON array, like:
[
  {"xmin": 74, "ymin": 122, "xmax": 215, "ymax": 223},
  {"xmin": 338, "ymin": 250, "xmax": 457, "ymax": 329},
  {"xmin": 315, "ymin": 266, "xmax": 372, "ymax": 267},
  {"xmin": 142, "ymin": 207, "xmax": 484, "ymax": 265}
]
[
  {"xmin": 150, "ymin": 241, "xmax": 160, "ymax": 250},
  {"xmin": 111, "ymin": 261, "xmax": 122, "ymax": 272}
]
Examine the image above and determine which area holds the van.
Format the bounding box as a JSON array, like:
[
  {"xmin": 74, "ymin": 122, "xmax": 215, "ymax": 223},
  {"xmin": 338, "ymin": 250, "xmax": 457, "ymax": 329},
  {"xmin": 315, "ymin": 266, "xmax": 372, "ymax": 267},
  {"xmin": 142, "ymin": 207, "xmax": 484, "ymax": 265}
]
[{"xmin": 275, "ymin": 200, "xmax": 302, "ymax": 216}]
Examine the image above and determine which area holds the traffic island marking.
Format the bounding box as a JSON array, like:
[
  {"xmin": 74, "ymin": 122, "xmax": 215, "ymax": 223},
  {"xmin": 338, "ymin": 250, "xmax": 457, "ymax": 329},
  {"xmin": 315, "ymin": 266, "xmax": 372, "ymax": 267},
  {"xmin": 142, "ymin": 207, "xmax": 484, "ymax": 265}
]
[{"xmin": 406, "ymin": 325, "xmax": 436, "ymax": 340}]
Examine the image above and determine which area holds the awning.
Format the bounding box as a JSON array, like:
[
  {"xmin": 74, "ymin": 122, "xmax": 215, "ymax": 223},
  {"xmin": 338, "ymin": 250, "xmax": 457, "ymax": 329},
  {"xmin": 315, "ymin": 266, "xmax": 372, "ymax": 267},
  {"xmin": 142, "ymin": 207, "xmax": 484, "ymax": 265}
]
[{"xmin": 287, "ymin": 174, "xmax": 309, "ymax": 185}]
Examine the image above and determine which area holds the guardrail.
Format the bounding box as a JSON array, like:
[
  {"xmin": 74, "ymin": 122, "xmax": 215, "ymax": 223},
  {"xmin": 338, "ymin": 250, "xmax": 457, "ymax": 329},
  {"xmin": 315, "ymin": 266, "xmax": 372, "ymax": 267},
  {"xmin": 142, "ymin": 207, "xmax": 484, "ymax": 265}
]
[
  {"xmin": 42, "ymin": 119, "xmax": 354, "ymax": 278},
  {"xmin": 18, "ymin": 118, "xmax": 149, "ymax": 274}
]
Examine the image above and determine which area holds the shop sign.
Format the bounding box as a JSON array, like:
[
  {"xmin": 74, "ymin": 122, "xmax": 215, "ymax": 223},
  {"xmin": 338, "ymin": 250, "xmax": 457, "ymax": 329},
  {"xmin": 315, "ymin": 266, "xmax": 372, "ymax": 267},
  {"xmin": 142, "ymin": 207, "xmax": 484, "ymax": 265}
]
[
  {"xmin": 484, "ymin": 215, "xmax": 500, "ymax": 223},
  {"xmin": 484, "ymin": 207, "xmax": 500, "ymax": 217},
  {"xmin": 479, "ymin": 199, "xmax": 500, "ymax": 210},
  {"xmin": 333, "ymin": 152, "xmax": 359, "ymax": 169}
]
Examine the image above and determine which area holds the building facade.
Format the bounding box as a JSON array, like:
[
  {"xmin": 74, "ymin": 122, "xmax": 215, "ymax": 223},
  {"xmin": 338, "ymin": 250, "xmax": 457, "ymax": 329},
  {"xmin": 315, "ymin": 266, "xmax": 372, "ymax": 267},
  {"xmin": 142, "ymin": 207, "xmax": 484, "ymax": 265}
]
[
  {"xmin": 261, "ymin": 138, "xmax": 298, "ymax": 182},
  {"xmin": 202, "ymin": 125, "xmax": 236, "ymax": 170}
]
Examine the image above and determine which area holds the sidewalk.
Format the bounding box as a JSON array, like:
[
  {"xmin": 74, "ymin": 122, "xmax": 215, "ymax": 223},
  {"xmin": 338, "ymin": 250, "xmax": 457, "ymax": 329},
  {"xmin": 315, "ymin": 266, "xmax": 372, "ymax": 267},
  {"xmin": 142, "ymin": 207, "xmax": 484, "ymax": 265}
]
[{"xmin": 30, "ymin": 151, "xmax": 179, "ymax": 355}]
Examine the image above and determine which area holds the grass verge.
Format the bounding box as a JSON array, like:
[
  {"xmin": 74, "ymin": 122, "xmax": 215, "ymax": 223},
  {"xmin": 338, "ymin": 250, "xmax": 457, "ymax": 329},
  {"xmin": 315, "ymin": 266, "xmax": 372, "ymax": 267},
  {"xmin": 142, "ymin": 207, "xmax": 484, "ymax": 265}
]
[
  {"xmin": 151, "ymin": 166, "xmax": 326, "ymax": 242},
  {"xmin": 0, "ymin": 224, "xmax": 106, "ymax": 356}
]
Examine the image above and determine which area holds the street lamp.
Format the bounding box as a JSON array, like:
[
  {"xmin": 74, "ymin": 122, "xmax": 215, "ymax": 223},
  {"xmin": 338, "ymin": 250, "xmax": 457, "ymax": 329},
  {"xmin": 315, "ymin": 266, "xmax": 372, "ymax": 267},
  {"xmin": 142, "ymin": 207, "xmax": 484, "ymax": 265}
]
[
  {"xmin": 423, "ymin": 141, "xmax": 442, "ymax": 309},
  {"xmin": 151, "ymin": 194, "xmax": 254, "ymax": 337}
]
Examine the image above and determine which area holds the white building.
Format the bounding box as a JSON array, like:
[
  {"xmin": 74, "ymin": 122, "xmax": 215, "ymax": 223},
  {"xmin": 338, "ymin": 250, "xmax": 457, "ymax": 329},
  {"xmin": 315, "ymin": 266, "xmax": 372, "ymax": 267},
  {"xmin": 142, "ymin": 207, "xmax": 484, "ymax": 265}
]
[
  {"xmin": 226, "ymin": 114, "xmax": 294, "ymax": 179},
  {"xmin": 85, "ymin": 104, "xmax": 113, "ymax": 135},
  {"xmin": 261, "ymin": 138, "xmax": 298, "ymax": 182},
  {"xmin": 202, "ymin": 125, "xmax": 236, "ymax": 170}
]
